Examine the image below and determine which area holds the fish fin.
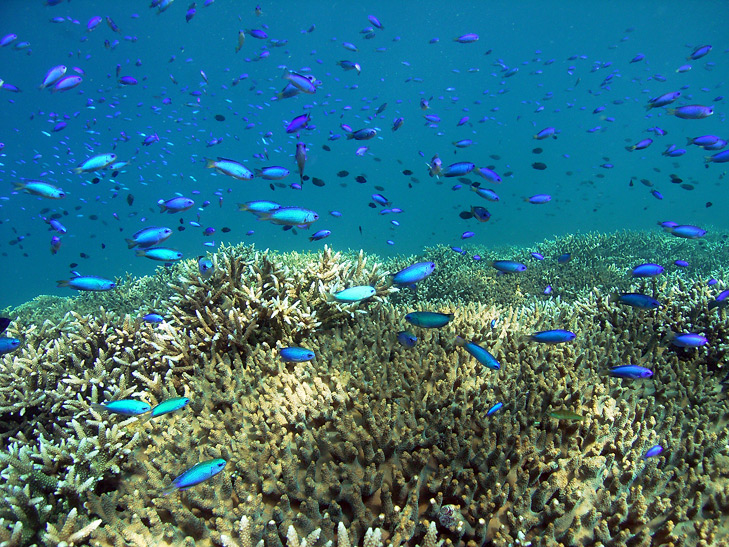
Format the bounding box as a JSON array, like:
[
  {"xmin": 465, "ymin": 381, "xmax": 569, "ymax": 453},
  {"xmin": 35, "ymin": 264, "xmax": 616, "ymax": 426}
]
[
  {"xmin": 0, "ymin": 318, "xmax": 10, "ymax": 334},
  {"xmin": 204, "ymin": 158, "xmax": 216, "ymax": 169},
  {"xmin": 160, "ymin": 484, "xmax": 177, "ymax": 496},
  {"xmin": 125, "ymin": 238, "xmax": 137, "ymax": 249},
  {"xmin": 454, "ymin": 336, "xmax": 467, "ymax": 347},
  {"xmin": 135, "ymin": 250, "xmax": 146, "ymax": 257},
  {"xmin": 12, "ymin": 182, "xmax": 25, "ymax": 191},
  {"xmin": 56, "ymin": 279, "xmax": 69, "ymax": 288}
]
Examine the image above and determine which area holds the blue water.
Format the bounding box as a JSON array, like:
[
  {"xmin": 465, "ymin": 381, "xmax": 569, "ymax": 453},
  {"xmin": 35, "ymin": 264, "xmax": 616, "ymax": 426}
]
[{"xmin": 1, "ymin": 0, "xmax": 726, "ymax": 308}]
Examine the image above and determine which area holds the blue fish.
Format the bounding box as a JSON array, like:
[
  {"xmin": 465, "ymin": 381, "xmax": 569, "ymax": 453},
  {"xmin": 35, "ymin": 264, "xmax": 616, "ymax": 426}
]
[
  {"xmin": 405, "ymin": 311, "xmax": 453, "ymax": 328},
  {"xmin": 393, "ymin": 262, "xmax": 435, "ymax": 286},
  {"xmin": 617, "ymin": 293, "xmax": 661, "ymax": 309},
  {"xmin": 280, "ymin": 347, "xmax": 315, "ymax": 362},
  {"xmin": 609, "ymin": 365, "xmax": 653, "ymax": 379},
  {"xmin": 486, "ymin": 402, "xmax": 503, "ymax": 416},
  {"xmin": 396, "ymin": 331, "xmax": 417, "ymax": 348},
  {"xmin": 0, "ymin": 337, "xmax": 20, "ymax": 354},
  {"xmin": 489, "ymin": 260, "xmax": 527, "ymax": 274},
  {"xmin": 161, "ymin": 458, "xmax": 227, "ymax": 496},
  {"xmin": 644, "ymin": 445, "xmax": 663, "ymax": 459},
  {"xmin": 91, "ymin": 399, "xmax": 151, "ymax": 416},
  {"xmin": 143, "ymin": 313, "xmax": 164, "ymax": 323},
  {"xmin": 455, "ymin": 336, "xmax": 500, "ymax": 370},
  {"xmin": 529, "ymin": 330, "xmax": 576, "ymax": 344},
  {"xmin": 148, "ymin": 397, "xmax": 190, "ymax": 419}
]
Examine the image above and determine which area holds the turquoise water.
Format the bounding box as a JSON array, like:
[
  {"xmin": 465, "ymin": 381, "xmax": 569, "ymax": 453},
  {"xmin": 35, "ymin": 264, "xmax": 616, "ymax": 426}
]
[{"xmin": 1, "ymin": 0, "xmax": 727, "ymax": 308}]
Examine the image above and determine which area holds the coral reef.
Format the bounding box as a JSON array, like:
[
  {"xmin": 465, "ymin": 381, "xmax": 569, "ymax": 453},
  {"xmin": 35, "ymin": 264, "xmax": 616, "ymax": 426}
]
[{"xmin": 1, "ymin": 232, "xmax": 729, "ymax": 546}]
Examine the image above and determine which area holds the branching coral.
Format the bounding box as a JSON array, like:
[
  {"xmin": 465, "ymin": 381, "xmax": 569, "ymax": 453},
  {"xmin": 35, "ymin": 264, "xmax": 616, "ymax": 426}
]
[{"xmin": 1, "ymin": 232, "xmax": 729, "ymax": 546}]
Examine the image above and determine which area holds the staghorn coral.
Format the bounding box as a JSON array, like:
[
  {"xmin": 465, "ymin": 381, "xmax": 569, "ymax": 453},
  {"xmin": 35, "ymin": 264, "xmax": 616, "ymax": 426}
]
[{"xmin": 1, "ymin": 232, "xmax": 729, "ymax": 546}]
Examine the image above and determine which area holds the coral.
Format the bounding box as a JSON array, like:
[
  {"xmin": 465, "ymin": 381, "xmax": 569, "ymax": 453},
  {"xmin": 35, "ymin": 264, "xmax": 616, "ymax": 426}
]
[{"xmin": 1, "ymin": 232, "xmax": 729, "ymax": 546}]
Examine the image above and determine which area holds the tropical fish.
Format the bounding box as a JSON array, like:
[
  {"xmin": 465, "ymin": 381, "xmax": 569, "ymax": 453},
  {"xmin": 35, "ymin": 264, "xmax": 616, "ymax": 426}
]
[
  {"xmin": 13, "ymin": 181, "xmax": 65, "ymax": 199},
  {"xmin": 146, "ymin": 397, "xmax": 190, "ymax": 420},
  {"xmin": 609, "ymin": 365, "xmax": 653, "ymax": 379},
  {"xmin": 198, "ymin": 256, "xmax": 214, "ymax": 279},
  {"xmin": 548, "ymin": 409, "xmax": 584, "ymax": 421},
  {"xmin": 258, "ymin": 207, "xmax": 318, "ymax": 227},
  {"xmin": 295, "ymin": 142, "xmax": 307, "ymax": 182},
  {"xmin": 205, "ymin": 157, "xmax": 254, "ymax": 180},
  {"xmin": 668, "ymin": 332, "xmax": 707, "ymax": 348},
  {"xmin": 0, "ymin": 337, "xmax": 20, "ymax": 355},
  {"xmin": 442, "ymin": 162, "xmax": 475, "ymax": 177},
  {"xmin": 57, "ymin": 275, "xmax": 116, "ymax": 291},
  {"xmin": 39, "ymin": 65, "xmax": 66, "ymax": 89},
  {"xmin": 158, "ymin": 197, "xmax": 195, "ymax": 213},
  {"xmin": 405, "ymin": 311, "xmax": 454, "ymax": 328},
  {"xmin": 486, "ymin": 402, "xmax": 503, "ymax": 416},
  {"xmin": 330, "ymin": 286, "xmax": 376, "ymax": 303},
  {"xmin": 489, "ymin": 260, "xmax": 527, "ymax": 273},
  {"xmin": 255, "ymin": 166, "xmax": 290, "ymax": 180},
  {"xmin": 135, "ymin": 248, "xmax": 183, "ymax": 262},
  {"xmin": 309, "ymin": 229, "xmax": 331, "ymax": 242},
  {"xmin": 455, "ymin": 336, "xmax": 500, "ymax": 370},
  {"xmin": 631, "ymin": 263, "xmax": 664, "ymax": 277},
  {"xmin": 90, "ymin": 399, "xmax": 151, "ymax": 416},
  {"xmin": 161, "ymin": 458, "xmax": 227, "ymax": 496},
  {"xmin": 125, "ymin": 227, "xmax": 173, "ymax": 248},
  {"xmin": 142, "ymin": 313, "xmax": 164, "ymax": 323},
  {"xmin": 283, "ymin": 71, "xmax": 317, "ymax": 94},
  {"xmin": 238, "ymin": 200, "xmax": 281, "ymax": 216},
  {"xmin": 392, "ymin": 262, "xmax": 435, "ymax": 286},
  {"xmin": 663, "ymin": 225, "xmax": 706, "ymax": 239},
  {"xmin": 396, "ymin": 331, "xmax": 417, "ymax": 348},
  {"xmin": 644, "ymin": 445, "xmax": 663, "ymax": 459},
  {"xmin": 667, "ymin": 105, "xmax": 713, "ymax": 119},
  {"xmin": 280, "ymin": 347, "xmax": 315, "ymax": 362},
  {"xmin": 73, "ymin": 153, "xmax": 117, "ymax": 173},
  {"xmin": 529, "ymin": 330, "xmax": 576, "ymax": 343},
  {"xmin": 617, "ymin": 293, "xmax": 661, "ymax": 309},
  {"xmin": 347, "ymin": 128, "xmax": 377, "ymax": 140}
]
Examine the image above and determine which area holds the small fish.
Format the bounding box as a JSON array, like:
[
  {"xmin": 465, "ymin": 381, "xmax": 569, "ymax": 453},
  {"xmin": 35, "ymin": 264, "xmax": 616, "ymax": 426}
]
[
  {"xmin": 286, "ymin": 112, "xmax": 311, "ymax": 134},
  {"xmin": 330, "ymin": 285, "xmax": 376, "ymax": 303},
  {"xmin": 280, "ymin": 347, "xmax": 315, "ymax": 362},
  {"xmin": 455, "ymin": 336, "xmax": 500, "ymax": 370},
  {"xmin": 161, "ymin": 458, "xmax": 227, "ymax": 496},
  {"xmin": 470, "ymin": 206, "xmax": 491, "ymax": 222},
  {"xmin": 198, "ymin": 256, "xmax": 214, "ymax": 278},
  {"xmin": 442, "ymin": 162, "xmax": 475, "ymax": 177},
  {"xmin": 254, "ymin": 166, "xmax": 290, "ymax": 180},
  {"xmin": 158, "ymin": 197, "xmax": 195, "ymax": 213},
  {"xmin": 526, "ymin": 194, "xmax": 551, "ymax": 204},
  {"xmin": 470, "ymin": 186, "xmax": 499, "ymax": 201},
  {"xmin": 238, "ymin": 200, "xmax": 281, "ymax": 216},
  {"xmin": 39, "ymin": 65, "xmax": 67, "ymax": 89},
  {"xmin": 405, "ymin": 311, "xmax": 454, "ymax": 328},
  {"xmin": 57, "ymin": 275, "xmax": 116, "ymax": 291},
  {"xmin": 73, "ymin": 153, "xmax": 117, "ymax": 174},
  {"xmin": 392, "ymin": 262, "xmax": 435, "ymax": 286},
  {"xmin": 309, "ymin": 229, "xmax": 331, "ymax": 242},
  {"xmin": 0, "ymin": 337, "xmax": 21, "ymax": 354},
  {"xmin": 489, "ymin": 260, "xmax": 527, "ymax": 273},
  {"xmin": 396, "ymin": 330, "xmax": 417, "ymax": 348},
  {"xmin": 337, "ymin": 60, "xmax": 361, "ymax": 75},
  {"xmin": 258, "ymin": 206, "xmax": 319, "ymax": 227},
  {"xmin": 135, "ymin": 247, "xmax": 183, "ymax": 262},
  {"xmin": 283, "ymin": 71, "xmax": 317, "ymax": 94},
  {"xmin": 609, "ymin": 365, "xmax": 653, "ymax": 379},
  {"xmin": 662, "ymin": 224, "xmax": 706, "ymax": 239},
  {"xmin": 205, "ymin": 157, "xmax": 253, "ymax": 180},
  {"xmin": 147, "ymin": 397, "xmax": 190, "ymax": 419},
  {"xmin": 392, "ymin": 117, "xmax": 404, "ymax": 131},
  {"xmin": 617, "ymin": 293, "xmax": 661, "ymax": 309},
  {"xmin": 347, "ymin": 128, "xmax": 377, "ymax": 140},
  {"xmin": 667, "ymin": 105, "xmax": 713, "ymax": 119},
  {"xmin": 14, "ymin": 181, "xmax": 65, "ymax": 199},
  {"xmin": 143, "ymin": 313, "xmax": 164, "ymax": 323},
  {"xmin": 529, "ymin": 329, "xmax": 576, "ymax": 344},
  {"xmin": 646, "ymin": 91, "xmax": 681, "ymax": 110},
  {"xmin": 90, "ymin": 399, "xmax": 151, "ymax": 416},
  {"xmin": 548, "ymin": 409, "xmax": 584, "ymax": 421},
  {"xmin": 486, "ymin": 402, "xmax": 503, "ymax": 416},
  {"xmin": 668, "ymin": 332, "xmax": 707, "ymax": 348},
  {"xmin": 626, "ymin": 138, "xmax": 653, "ymax": 151},
  {"xmin": 126, "ymin": 226, "xmax": 173, "ymax": 248},
  {"xmin": 644, "ymin": 445, "xmax": 663, "ymax": 459},
  {"xmin": 533, "ymin": 127, "xmax": 558, "ymax": 140},
  {"xmin": 631, "ymin": 263, "xmax": 664, "ymax": 277},
  {"xmin": 454, "ymin": 33, "xmax": 479, "ymax": 43},
  {"xmin": 295, "ymin": 142, "xmax": 307, "ymax": 182},
  {"xmin": 708, "ymin": 289, "xmax": 729, "ymax": 310}
]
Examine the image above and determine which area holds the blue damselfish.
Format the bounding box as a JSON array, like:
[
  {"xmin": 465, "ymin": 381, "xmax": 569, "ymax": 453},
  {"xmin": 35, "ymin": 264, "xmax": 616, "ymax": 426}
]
[{"xmin": 161, "ymin": 458, "xmax": 227, "ymax": 496}]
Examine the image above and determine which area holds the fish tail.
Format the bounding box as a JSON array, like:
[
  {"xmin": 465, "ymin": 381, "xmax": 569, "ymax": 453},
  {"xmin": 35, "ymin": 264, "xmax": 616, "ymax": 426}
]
[
  {"xmin": 56, "ymin": 279, "xmax": 69, "ymax": 288},
  {"xmin": 89, "ymin": 402, "xmax": 106, "ymax": 413},
  {"xmin": 135, "ymin": 250, "xmax": 146, "ymax": 257},
  {"xmin": 72, "ymin": 166, "xmax": 83, "ymax": 174},
  {"xmin": 666, "ymin": 108, "xmax": 676, "ymax": 116},
  {"xmin": 253, "ymin": 168, "xmax": 262, "ymax": 177},
  {"xmin": 160, "ymin": 484, "xmax": 177, "ymax": 496},
  {"xmin": 704, "ymin": 156, "xmax": 714, "ymax": 164},
  {"xmin": 237, "ymin": 203, "xmax": 249, "ymax": 212},
  {"xmin": 125, "ymin": 238, "xmax": 137, "ymax": 249},
  {"xmin": 204, "ymin": 158, "xmax": 216, "ymax": 169},
  {"xmin": 12, "ymin": 182, "xmax": 24, "ymax": 191},
  {"xmin": 454, "ymin": 336, "xmax": 467, "ymax": 347}
]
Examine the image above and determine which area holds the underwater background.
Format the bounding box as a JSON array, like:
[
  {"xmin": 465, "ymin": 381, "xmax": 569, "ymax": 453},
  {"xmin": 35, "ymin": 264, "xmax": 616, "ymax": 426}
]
[{"xmin": 1, "ymin": 1, "xmax": 729, "ymax": 546}]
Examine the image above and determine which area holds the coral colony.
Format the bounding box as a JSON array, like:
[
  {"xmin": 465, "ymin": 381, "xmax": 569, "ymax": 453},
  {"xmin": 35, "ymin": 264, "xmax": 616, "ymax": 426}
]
[{"xmin": 1, "ymin": 231, "xmax": 729, "ymax": 546}]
